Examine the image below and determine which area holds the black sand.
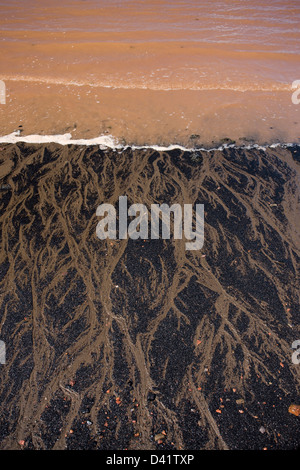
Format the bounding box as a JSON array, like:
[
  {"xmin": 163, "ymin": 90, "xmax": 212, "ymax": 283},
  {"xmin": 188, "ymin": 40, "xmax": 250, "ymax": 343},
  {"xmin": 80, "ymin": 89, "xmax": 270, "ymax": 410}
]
[{"xmin": 0, "ymin": 142, "xmax": 299, "ymax": 450}]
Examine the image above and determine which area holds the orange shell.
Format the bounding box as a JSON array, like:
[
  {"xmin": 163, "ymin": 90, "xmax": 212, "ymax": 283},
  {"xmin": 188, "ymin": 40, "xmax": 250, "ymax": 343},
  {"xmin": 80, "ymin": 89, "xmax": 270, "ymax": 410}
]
[{"xmin": 288, "ymin": 404, "xmax": 300, "ymax": 416}]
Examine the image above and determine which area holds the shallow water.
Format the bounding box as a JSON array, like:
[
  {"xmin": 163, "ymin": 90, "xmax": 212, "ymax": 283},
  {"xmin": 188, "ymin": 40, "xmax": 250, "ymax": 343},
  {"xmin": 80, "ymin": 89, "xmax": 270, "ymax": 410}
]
[{"xmin": 0, "ymin": 0, "xmax": 299, "ymax": 146}]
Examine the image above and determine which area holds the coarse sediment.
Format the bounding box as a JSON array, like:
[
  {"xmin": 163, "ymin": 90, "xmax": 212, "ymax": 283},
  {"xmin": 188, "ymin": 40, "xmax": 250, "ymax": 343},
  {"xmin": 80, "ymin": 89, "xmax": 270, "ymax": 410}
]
[{"xmin": 0, "ymin": 142, "xmax": 299, "ymax": 450}]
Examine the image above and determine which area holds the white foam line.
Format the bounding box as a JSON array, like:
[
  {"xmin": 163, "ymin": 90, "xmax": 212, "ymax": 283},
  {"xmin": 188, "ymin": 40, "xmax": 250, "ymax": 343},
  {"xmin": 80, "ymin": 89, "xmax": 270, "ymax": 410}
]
[
  {"xmin": 0, "ymin": 131, "xmax": 123, "ymax": 148},
  {"xmin": 0, "ymin": 75, "xmax": 293, "ymax": 93},
  {"xmin": 0, "ymin": 131, "xmax": 297, "ymax": 153}
]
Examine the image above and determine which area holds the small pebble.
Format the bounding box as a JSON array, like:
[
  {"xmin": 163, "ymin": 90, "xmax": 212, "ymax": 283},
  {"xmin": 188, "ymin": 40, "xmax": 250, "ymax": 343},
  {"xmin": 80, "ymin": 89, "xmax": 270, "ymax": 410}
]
[{"xmin": 147, "ymin": 392, "xmax": 156, "ymax": 402}]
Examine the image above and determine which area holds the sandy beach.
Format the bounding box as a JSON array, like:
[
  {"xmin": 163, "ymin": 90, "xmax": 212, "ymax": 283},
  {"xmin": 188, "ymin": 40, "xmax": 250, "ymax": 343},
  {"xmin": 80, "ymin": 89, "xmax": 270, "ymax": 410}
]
[
  {"xmin": 0, "ymin": 0, "xmax": 300, "ymax": 453},
  {"xmin": 0, "ymin": 142, "xmax": 299, "ymax": 450},
  {"xmin": 0, "ymin": 0, "xmax": 299, "ymax": 147}
]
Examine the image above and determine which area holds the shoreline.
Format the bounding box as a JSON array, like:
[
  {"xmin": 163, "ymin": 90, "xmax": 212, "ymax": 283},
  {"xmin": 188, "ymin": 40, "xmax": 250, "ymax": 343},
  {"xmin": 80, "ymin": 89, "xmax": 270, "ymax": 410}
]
[
  {"xmin": 1, "ymin": 0, "xmax": 300, "ymax": 453},
  {"xmin": 0, "ymin": 131, "xmax": 300, "ymax": 153},
  {"xmin": 0, "ymin": 81, "xmax": 298, "ymax": 150}
]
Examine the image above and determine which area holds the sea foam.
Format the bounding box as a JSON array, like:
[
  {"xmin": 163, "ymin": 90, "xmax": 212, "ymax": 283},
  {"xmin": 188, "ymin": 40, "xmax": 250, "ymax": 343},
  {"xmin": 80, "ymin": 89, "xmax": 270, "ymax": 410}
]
[{"xmin": 0, "ymin": 130, "xmax": 298, "ymax": 153}]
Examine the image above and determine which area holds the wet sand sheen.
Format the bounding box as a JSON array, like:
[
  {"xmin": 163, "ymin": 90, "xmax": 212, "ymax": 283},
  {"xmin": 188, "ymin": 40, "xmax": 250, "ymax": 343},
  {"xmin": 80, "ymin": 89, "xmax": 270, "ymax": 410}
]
[
  {"xmin": 0, "ymin": 0, "xmax": 299, "ymax": 146},
  {"xmin": 0, "ymin": 143, "xmax": 299, "ymax": 450},
  {"xmin": 0, "ymin": 81, "xmax": 299, "ymax": 148}
]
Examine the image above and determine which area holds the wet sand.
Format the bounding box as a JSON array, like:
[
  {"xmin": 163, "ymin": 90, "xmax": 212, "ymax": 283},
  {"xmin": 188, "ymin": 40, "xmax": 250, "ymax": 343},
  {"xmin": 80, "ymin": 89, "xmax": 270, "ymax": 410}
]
[
  {"xmin": 0, "ymin": 0, "xmax": 299, "ymax": 146},
  {"xmin": 0, "ymin": 142, "xmax": 300, "ymax": 450},
  {"xmin": 1, "ymin": 80, "xmax": 299, "ymax": 148},
  {"xmin": 0, "ymin": 0, "xmax": 300, "ymax": 452}
]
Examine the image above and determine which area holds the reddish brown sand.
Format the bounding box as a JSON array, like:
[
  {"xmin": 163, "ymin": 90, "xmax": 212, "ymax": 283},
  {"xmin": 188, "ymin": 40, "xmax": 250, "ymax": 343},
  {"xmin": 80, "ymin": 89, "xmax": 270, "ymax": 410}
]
[{"xmin": 0, "ymin": 0, "xmax": 299, "ymax": 146}]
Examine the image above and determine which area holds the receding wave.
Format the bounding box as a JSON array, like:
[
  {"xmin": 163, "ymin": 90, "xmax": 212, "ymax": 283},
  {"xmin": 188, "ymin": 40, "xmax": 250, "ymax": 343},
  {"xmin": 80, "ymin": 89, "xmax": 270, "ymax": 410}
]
[{"xmin": 0, "ymin": 74, "xmax": 293, "ymax": 93}]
